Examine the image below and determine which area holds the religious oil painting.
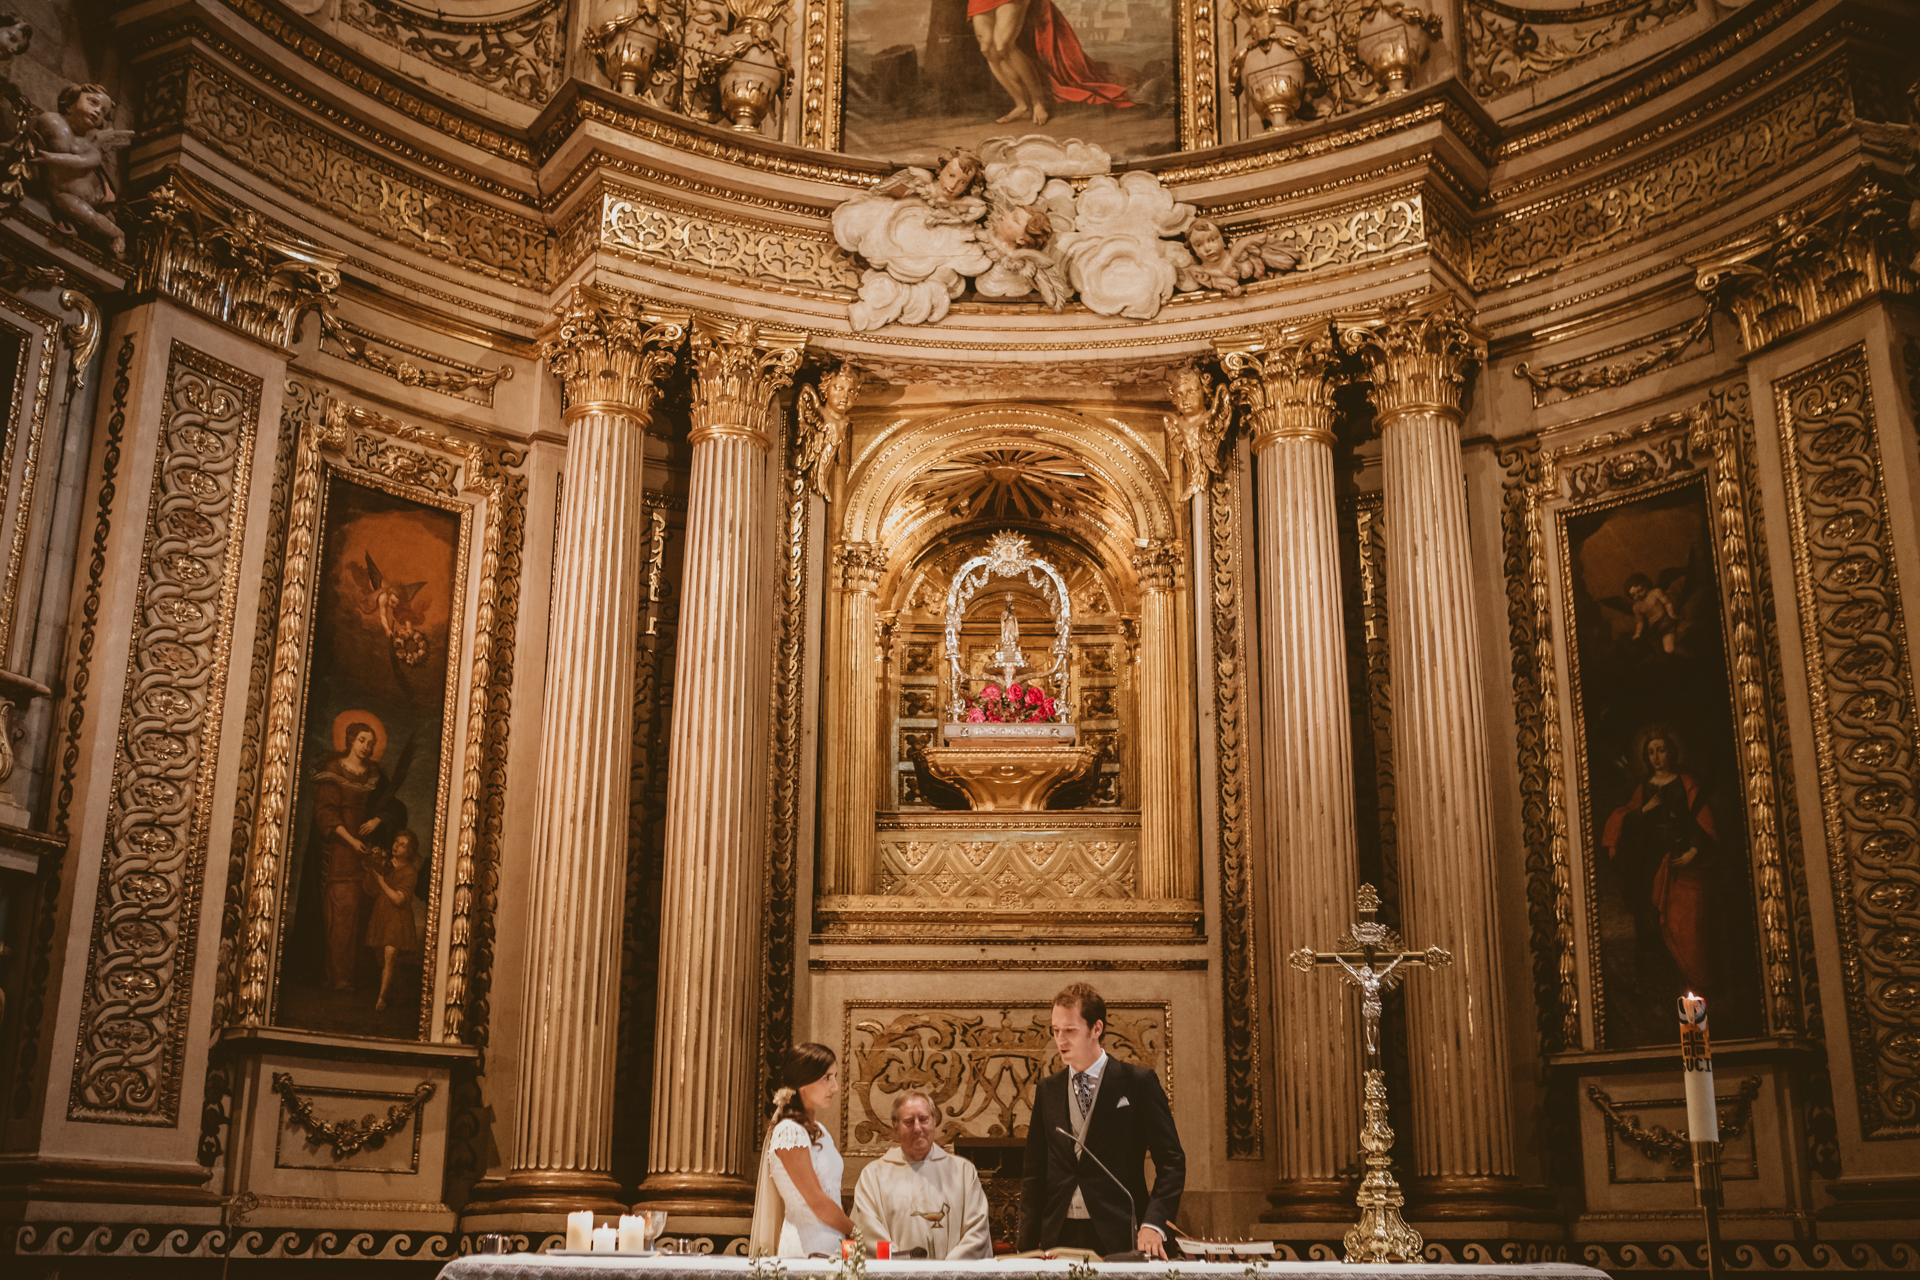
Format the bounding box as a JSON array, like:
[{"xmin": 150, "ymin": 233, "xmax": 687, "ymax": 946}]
[
  {"xmin": 1564, "ymin": 477, "xmax": 1764, "ymax": 1048},
  {"xmin": 273, "ymin": 473, "xmax": 468, "ymax": 1041},
  {"xmin": 843, "ymin": 0, "xmax": 1178, "ymax": 163}
]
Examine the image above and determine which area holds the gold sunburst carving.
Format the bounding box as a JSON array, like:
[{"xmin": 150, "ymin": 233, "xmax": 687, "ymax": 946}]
[{"xmin": 911, "ymin": 447, "xmax": 1110, "ymax": 522}]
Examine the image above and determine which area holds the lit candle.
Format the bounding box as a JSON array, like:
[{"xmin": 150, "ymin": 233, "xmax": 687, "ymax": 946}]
[
  {"xmin": 1678, "ymin": 992, "xmax": 1717, "ymax": 1143},
  {"xmin": 618, "ymin": 1215, "xmax": 646, "ymax": 1252},
  {"xmin": 592, "ymin": 1225, "xmax": 618, "ymax": 1253},
  {"xmin": 566, "ymin": 1210, "xmax": 594, "ymax": 1252}
]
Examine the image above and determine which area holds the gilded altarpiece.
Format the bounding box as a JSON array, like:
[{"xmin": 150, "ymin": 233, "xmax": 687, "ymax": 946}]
[
  {"xmin": 1516, "ymin": 397, "xmax": 1801, "ymax": 1053},
  {"xmin": 67, "ymin": 344, "xmax": 261, "ymax": 1124}
]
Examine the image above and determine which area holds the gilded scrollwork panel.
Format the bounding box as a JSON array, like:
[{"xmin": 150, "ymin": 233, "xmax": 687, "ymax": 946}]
[
  {"xmin": 600, "ymin": 189, "xmax": 860, "ymax": 294},
  {"xmin": 339, "ymin": 0, "xmax": 568, "ymax": 107},
  {"xmin": 1463, "ymin": 0, "xmax": 1697, "ymax": 102},
  {"xmin": 1772, "ymin": 346, "xmax": 1920, "ymax": 1137},
  {"xmin": 1472, "ymin": 62, "xmax": 1851, "ymax": 289},
  {"xmin": 69, "ymin": 343, "xmax": 262, "ymax": 1124},
  {"xmin": 842, "ymin": 1001, "xmax": 1171, "ymax": 1155},
  {"xmin": 160, "ymin": 55, "xmax": 548, "ymax": 286}
]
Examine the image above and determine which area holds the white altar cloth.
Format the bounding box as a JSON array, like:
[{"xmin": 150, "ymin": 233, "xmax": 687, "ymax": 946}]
[{"xmin": 438, "ymin": 1256, "xmax": 1609, "ymax": 1280}]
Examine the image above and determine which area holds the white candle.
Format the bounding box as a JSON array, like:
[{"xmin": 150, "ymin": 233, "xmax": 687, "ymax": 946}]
[
  {"xmin": 618, "ymin": 1215, "xmax": 646, "ymax": 1252},
  {"xmin": 1678, "ymin": 992, "xmax": 1718, "ymax": 1142},
  {"xmin": 592, "ymin": 1225, "xmax": 618, "ymax": 1253},
  {"xmin": 566, "ymin": 1210, "xmax": 594, "ymax": 1252}
]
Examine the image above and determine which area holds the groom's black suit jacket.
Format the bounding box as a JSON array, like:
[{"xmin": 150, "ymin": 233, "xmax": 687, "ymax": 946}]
[{"xmin": 1017, "ymin": 1057, "xmax": 1185, "ymax": 1256}]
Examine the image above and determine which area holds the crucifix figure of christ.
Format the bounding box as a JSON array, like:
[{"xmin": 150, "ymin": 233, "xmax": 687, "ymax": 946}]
[{"xmin": 1289, "ymin": 883, "xmax": 1452, "ymax": 1265}]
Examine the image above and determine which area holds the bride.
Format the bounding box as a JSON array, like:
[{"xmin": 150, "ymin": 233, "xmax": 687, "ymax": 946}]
[{"xmin": 749, "ymin": 1043, "xmax": 853, "ymax": 1257}]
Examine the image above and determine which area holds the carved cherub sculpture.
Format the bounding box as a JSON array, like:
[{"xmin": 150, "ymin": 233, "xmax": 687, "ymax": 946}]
[
  {"xmin": 870, "ymin": 147, "xmax": 987, "ymax": 222},
  {"xmin": 975, "ymin": 201, "xmax": 1068, "ymax": 309},
  {"xmin": 794, "ymin": 362, "xmax": 861, "ymax": 498},
  {"xmin": 1176, "ymin": 217, "xmax": 1300, "ymax": 295},
  {"xmin": 1166, "ymin": 363, "xmax": 1234, "ymax": 500},
  {"xmin": 0, "ymin": 14, "xmax": 31, "ymax": 140},
  {"xmin": 34, "ymin": 83, "xmax": 132, "ymax": 255}
]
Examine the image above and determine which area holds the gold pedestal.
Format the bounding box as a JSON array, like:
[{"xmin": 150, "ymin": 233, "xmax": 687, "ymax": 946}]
[{"xmin": 924, "ymin": 725, "xmax": 1096, "ymax": 811}]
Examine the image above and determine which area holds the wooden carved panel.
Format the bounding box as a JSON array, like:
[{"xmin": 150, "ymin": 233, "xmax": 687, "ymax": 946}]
[
  {"xmin": 842, "ymin": 1001, "xmax": 1170, "ymax": 1156},
  {"xmin": 69, "ymin": 343, "xmax": 261, "ymax": 1123}
]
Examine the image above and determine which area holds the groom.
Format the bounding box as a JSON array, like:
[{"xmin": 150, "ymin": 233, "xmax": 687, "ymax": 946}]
[{"xmin": 1019, "ymin": 983, "xmax": 1185, "ymax": 1258}]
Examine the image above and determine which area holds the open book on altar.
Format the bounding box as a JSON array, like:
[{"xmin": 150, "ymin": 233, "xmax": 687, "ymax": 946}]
[{"xmin": 995, "ymin": 1249, "xmax": 1101, "ymax": 1263}]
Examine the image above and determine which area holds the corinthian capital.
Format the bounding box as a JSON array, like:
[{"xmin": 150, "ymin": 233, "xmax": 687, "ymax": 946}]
[
  {"xmin": 1216, "ymin": 322, "xmax": 1345, "ymax": 448},
  {"xmin": 1339, "ymin": 292, "xmax": 1487, "ymax": 425},
  {"xmin": 1132, "ymin": 537, "xmax": 1184, "ymax": 593},
  {"xmin": 834, "ymin": 541, "xmax": 886, "ymax": 594},
  {"xmin": 539, "ymin": 285, "xmax": 688, "ymax": 424},
  {"xmin": 689, "ymin": 316, "xmax": 807, "ymax": 449},
  {"xmin": 129, "ymin": 171, "xmax": 340, "ymax": 350}
]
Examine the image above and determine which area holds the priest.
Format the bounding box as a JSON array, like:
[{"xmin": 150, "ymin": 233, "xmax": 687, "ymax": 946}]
[{"xmin": 852, "ymin": 1092, "xmax": 993, "ymax": 1259}]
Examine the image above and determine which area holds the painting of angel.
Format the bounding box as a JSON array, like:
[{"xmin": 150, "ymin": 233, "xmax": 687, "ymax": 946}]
[
  {"xmin": 844, "ymin": 0, "xmax": 1176, "ymax": 164},
  {"xmin": 275, "ymin": 474, "xmax": 466, "ymax": 1041},
  {"xmin": 1564, "ymin": 478, "xmax": 1764, "ymax": 1047}
]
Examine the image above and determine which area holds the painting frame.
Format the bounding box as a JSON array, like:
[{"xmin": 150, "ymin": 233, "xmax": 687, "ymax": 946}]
[
  {"xmin": 800, "ymin": 0, "xmax": 1217, "ymax": 156},
  {"xmin": 234, "ymin": 396, "xmax": 518, "ymax": 1044},
  {"xmin": 1526, "ymin": 401, "xmax": 1799, "ymax": 1051}
]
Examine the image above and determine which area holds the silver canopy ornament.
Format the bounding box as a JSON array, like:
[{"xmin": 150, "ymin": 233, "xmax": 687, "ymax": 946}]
[{"xmin": 943, "ymin": 531, "xmax": 1073, "ymax": 723}]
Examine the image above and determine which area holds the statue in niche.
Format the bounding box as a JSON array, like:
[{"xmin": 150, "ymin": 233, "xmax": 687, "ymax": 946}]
[
  {"xmin": 987, "ymin": 593, "xmax": 1030, "ymax": 690},
  {"xmin": 1175, "ymin": 218, "xmax": 1300, "ymax": 296},
  {"xmin": 34, "ymin": 83, "xmax": 132, "ymax": 255},
  {"xmin": 1166, "ymin": 363, "xmax": 1234, "ymax": 500}
]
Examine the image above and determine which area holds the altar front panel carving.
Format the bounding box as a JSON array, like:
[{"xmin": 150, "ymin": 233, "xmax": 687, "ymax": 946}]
[{"xmin": 840, "ymin": 1000, "xmax": 1170, "ymax": 1156}]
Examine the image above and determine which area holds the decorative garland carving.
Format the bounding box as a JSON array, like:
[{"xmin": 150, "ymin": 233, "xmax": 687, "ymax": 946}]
[
  {"xmin": 1772, "ymin": 345, "xmax": 1920, "ymax": 1138},
  {"xmin": 1463, "ymin": 0, "xmax": 1696, "ymax": 101},
  {"xmin": 8, "ymin": 335, "xmax": 133, "ymax": 1121},
  {"xmin": 762, "ymin": 407, "xmax": 810, "ymax": 1115},
  {"xmin": 339, "ymin": 0, "xmax": 567, "ymax": 106},
  {"xmin": 1586, "ymin": 1076, "xmax": 1762, "ymax": 1167},
  {"xmin": 319, "ymin": 314, "xmax": 512, "ymax": 406},
  {"xmin": 272, "ymin": 1072, "xmax": 434, "ymax": 1158},
  {"xmin": 1206, "ymin": 461, "xmax": 1262, "ymax": 1158},
  {"xmin": 69, "ymin": 343, "xmax": 262, "ymax": 1123},
  {"xmin": 1689, "ymin": 399, "xmax": 1799, "ymax": 1036},
  {"xmin": 1497, "ymin": 439, "xmax": 1580, "ymax": 1054},
  {"xmin": 200, "ymin": 375, "xmax": 314, "ymax": 1165},
  {"xmin": 1514, "ymin": 306, "xmax": 1715, "ymax": 403}
]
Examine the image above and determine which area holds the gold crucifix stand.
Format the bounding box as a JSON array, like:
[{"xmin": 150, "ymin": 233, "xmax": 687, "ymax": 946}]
[{"xmin": 1289, "ymin": 883, "xmax": 1452, "ymax": 1265}]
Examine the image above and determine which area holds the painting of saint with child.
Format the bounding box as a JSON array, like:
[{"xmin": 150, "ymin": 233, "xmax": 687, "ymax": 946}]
[{"xmin": 274, "ymin": 475, "xmax": 466, "ymax": 1041}]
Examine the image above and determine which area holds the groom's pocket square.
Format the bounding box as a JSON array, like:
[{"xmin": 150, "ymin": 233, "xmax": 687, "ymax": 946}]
[{"xmin": 1116, "ymin": 1097, "xmax": 1131, "ymax": 1108}]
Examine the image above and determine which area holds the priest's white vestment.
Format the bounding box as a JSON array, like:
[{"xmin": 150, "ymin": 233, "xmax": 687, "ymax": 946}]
[{"xmin": 851, "ymin": 1143, "xmax": 994, "ymax": 1260}]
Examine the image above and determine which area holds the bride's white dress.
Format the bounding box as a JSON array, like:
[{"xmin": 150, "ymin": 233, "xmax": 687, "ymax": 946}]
[{"xmin": 766, "ymin": 1118, "xmax": 845, "ymax": 1257}]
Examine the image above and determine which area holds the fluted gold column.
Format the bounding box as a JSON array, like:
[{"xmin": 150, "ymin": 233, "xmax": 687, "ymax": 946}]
[
  {"xmin": 496, "ymin": 288, "xmax": 686, "ymax": 1214},
  {"xmin": 820, "ymin": 541, "xmax": 885, "ymax": 895},
  {"xmin": 1132, "ymin": 539, "xmax": 1191, "ymax": 900},
  {"xmin": 1343, "ymin": 294, "xmax": 1521, "ymax": 1209},
  {"xmin": 638, "ymin": 318, "xmax": 805, "ymax": 1215},
  {"xmin": 1219, "ymin": 328, "xmax": 1362, "ymax": 1219}
]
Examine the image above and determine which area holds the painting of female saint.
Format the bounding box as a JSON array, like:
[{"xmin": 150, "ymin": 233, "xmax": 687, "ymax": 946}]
[
  {"xmin": 844, "ymin": 0, "xmax": 1176, "ymax": 163},
  {"xmin": 274, "ymin": 474, "xmax": 465, "ymax": 1041},
  {"xmin": 1565, "ymin": 479, "xmax": 1764, "ymax": 1048}
]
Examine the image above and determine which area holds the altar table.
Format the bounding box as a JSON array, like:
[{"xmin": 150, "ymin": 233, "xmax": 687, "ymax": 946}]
[{"xmin": 438, "ymin": 1256, "xmax": 1610, "ymax": 1280}]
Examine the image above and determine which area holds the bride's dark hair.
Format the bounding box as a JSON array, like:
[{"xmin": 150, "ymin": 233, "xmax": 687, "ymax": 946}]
[{"xmin": 768, "ymin": 1042, "xmax": 835, "ymax": 1141}]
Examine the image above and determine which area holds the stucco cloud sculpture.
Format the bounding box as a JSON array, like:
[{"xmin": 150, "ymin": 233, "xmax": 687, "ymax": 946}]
[{"xmin": 833, "ymin": 135, "xmax": 1273, "ymax": 330}]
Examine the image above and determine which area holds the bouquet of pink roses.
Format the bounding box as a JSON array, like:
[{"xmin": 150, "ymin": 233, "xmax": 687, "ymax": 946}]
[{"xmin": 963, "ymin": 681, "xmax": 1058, "ymax": 724}]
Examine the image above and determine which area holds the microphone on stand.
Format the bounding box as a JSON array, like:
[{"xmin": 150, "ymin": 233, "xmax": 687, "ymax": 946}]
[{"xmin": 1054, "ymin": 1126, "xmax": 1139, "ymax": 1246}]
